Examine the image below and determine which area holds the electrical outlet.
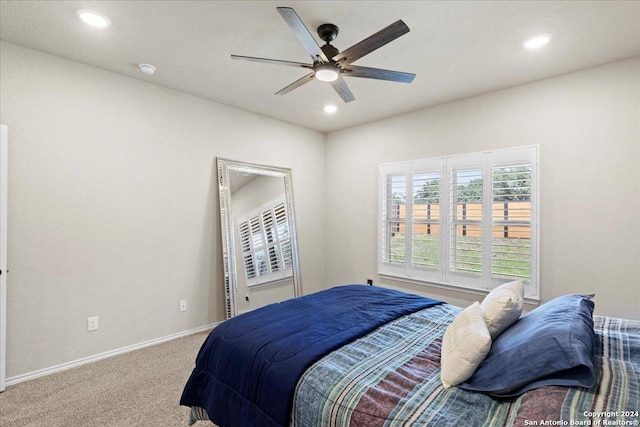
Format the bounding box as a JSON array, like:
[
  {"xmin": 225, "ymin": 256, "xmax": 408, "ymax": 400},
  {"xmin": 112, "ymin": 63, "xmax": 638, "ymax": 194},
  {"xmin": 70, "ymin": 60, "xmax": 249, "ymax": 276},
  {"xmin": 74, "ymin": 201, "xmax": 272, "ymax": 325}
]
[
  {"xmin": 367, "ymin": 279, "xmax": 373, "ymax": 285},
  {"xmin": 87, "ymin": 316, "xmax": 99, "ymax": 331},
  {"xmin": 179, "ymin": 300, "xmax": 187, "ymax": 312}
]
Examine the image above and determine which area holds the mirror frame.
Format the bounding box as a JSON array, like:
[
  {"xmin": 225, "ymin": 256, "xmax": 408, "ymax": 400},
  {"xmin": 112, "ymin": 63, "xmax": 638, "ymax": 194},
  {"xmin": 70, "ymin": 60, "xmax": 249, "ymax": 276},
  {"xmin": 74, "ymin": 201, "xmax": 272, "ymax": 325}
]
[{"xmin": 217, "ymin": 158, "xmax": 302, "ymax": 318}]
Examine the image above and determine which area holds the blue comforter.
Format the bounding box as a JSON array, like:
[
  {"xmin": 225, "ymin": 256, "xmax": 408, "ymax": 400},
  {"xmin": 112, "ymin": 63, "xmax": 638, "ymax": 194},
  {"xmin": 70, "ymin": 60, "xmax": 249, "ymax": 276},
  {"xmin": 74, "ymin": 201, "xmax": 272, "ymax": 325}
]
[{"xmin": 180, "ymin": 285, "xmax": 442, "ymax": 427}]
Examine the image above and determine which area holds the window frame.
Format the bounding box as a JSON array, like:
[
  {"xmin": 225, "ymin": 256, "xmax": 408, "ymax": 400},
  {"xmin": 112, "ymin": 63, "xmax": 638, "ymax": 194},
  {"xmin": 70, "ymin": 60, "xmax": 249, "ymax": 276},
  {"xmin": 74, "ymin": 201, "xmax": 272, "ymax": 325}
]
[{"xmin": 378, "ymin": 146, "xmax": 539, "ymax": 302}]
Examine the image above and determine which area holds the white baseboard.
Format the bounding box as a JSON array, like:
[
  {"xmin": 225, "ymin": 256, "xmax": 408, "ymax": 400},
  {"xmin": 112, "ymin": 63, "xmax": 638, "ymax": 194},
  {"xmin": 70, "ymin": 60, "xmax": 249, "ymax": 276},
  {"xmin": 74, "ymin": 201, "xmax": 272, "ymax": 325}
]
[{"xmin": 5, "ymin": 322, "xmax": 220, "ymax": 387}]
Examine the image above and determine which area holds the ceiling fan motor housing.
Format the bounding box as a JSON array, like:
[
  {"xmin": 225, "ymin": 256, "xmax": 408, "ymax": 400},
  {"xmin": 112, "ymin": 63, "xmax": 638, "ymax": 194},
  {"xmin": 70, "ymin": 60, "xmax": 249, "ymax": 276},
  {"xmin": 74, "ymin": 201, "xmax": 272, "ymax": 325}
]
[
  {"xmin": 317, "ymin": 23, "xmax": 339, "ymax": 43},
  {"xmin": 317, "ymin": 24, "xmax": 340, "ymax": 65},
  {"xmin": 321, "ymin": 44, "xmax": 340, "ymax": 63}
]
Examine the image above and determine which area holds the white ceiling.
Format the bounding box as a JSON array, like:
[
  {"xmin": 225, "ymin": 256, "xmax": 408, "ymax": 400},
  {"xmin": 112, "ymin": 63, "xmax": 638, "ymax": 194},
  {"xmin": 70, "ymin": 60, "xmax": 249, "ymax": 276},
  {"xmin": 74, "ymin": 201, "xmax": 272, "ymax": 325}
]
[{"xmin": 1, "ymin": 1, "xmax": 639, "ymax": 133}]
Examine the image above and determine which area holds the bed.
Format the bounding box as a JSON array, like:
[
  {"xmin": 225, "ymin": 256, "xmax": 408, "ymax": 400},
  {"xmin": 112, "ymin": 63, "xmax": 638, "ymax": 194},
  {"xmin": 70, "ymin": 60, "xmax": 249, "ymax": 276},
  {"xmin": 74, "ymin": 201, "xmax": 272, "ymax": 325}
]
[{"xmin": 180, "ymin": 285, "xmax": 640, "ymax": 427}]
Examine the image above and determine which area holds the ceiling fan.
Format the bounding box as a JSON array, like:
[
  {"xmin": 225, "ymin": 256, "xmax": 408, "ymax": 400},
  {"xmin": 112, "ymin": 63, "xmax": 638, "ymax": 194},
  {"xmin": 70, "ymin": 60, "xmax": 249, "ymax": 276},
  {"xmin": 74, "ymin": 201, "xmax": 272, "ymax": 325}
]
[{"xmin": 231, "ymin": 7, "xmax": 416, "ymax": 103}]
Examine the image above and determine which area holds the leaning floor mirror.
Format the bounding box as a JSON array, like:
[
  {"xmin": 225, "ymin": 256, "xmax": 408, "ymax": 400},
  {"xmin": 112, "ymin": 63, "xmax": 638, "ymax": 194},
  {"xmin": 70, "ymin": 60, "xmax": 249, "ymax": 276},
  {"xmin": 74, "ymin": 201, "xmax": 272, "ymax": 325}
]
[{"xmin": 217, "ymin": 158, "xmax": 302, "ymax": 318}]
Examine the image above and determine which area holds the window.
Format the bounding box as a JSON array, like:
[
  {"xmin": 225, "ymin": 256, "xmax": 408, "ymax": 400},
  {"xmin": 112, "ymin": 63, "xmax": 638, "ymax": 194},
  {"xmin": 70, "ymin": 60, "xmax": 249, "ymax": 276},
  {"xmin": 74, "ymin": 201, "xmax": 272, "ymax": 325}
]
[
  {"xmin": 379, "ymin": 146, "xmax": 539, "ymax": 301},
  {"xmin": 237, "ymin": 195, "xmax": 292, "ymax": 287}
]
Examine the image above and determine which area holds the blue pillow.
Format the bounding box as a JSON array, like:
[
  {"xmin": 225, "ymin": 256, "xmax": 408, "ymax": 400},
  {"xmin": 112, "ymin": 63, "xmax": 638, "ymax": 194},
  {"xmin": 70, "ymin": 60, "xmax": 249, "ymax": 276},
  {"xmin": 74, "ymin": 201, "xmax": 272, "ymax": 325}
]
[{"xmin": 458, "ymin": 294, "xmax": 595, "ymax": 397}]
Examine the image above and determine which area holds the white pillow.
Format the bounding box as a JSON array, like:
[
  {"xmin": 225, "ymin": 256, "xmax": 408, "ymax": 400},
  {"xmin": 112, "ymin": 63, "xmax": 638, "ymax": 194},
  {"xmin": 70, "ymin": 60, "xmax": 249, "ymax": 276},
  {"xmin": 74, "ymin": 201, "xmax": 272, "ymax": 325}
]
[
  {"xmin": 440, "ymin": 302, "xmax": 492, "ymax": 388},
  {"xmin": 480, "ymin": 280, "xmax": 524, "ymax": 340}
]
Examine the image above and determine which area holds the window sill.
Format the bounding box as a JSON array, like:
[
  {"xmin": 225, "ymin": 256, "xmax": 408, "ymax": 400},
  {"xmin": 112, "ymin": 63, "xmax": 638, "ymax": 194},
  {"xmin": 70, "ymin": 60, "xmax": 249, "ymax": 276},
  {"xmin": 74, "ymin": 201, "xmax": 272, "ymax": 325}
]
[
  {"xmin": 378, "ymin": 273, "xmax": 540, "ymax": 305},
  {"xmin": 246, "ymin": 274, "xmax": 293, "ymax": 289}
]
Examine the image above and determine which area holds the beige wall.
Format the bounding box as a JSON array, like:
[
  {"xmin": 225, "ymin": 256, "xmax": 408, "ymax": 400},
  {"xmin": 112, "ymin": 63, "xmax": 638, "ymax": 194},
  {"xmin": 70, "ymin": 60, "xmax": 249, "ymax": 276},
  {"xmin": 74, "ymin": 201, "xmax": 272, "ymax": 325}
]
[
  {"xmin": 324, "ymin": 57, "xmax": 640, "ymax": 320},
  {"xmin": 0, "ymin": 42, "xmax": 326, "ymax": 378}
]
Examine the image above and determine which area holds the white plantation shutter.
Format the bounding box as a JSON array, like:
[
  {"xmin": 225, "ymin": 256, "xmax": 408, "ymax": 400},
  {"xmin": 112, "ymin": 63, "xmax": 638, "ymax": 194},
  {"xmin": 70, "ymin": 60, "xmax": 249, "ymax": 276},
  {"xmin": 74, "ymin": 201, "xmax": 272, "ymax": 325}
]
[
  {"xmin": 449, "ymin": 168, "xmax": 483, "ymax": 278},
  {"xmin": 237, "ymin": 195, "xmax": 293, "ymax": 287},
  {"xmin": 262, "ymin": 210, "xmax": 279, "ymax": 273},
  {"xmin": 274, "ymin": 202, "xmax": 292, "ymax": 269},
  {"xmin": 250, "ymin": 216, "xmax": 267, "ymax": 275},
  {"xmin": 491, "ymin": 165, "xmax": 532, "ymax": 281},
  {"xmin": 412, "ymin": 172, "xmax": 441, "ymax": 271},
  {"xmin": 442, "ymin": 152, "xmax": 486, "ymax": 289},
  {"xmin": 239, "ymin": 221, "xmax": 256, "ymax": 279},
  {"xmin": 379, "ymin": 146, "xmax": 539, "ymax": 301},
  {"xmin": 380, "ymin": 163, "xmax": 409, "ymax": 268}
]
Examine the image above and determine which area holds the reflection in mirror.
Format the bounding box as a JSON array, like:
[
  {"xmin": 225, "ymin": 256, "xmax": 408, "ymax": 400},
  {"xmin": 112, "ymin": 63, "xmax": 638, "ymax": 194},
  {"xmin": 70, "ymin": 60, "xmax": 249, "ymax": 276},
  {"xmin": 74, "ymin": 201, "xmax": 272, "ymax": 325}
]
[{"xmin": 217, "ymin": 158, "xmax": 302, "ymax": 318}]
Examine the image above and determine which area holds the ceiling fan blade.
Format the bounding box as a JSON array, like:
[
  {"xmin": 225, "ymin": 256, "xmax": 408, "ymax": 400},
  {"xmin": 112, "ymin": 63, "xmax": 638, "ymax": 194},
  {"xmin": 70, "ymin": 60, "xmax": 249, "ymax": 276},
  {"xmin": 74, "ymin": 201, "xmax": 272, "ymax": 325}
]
[
  {"xmin": 330, "ymin": 76, "xmax": 355, "ymax": 103},
  {"xmin": 333, "ymin": 20, "xmax": 410, "ymax": 65},
  {"xmin": 343, "ymin": 65, "xmax": 415, "ymax": 83},
  {"xmin": 275, "ymin": 73, "xmax": 315, "ymax": 95},
  {"xmin": 231, "ymin": 55, "xmax": 312, "ymax": 69},
  {"xmin": 277, "ymin": 7, "xmax": 329, "ymax": 63}
]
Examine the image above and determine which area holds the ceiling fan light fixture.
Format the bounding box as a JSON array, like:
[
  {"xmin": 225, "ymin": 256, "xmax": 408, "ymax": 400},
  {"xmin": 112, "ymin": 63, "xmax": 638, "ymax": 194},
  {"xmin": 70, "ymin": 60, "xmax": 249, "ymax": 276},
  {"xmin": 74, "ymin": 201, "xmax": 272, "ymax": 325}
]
[{"xmin": 314, "ymin": 64, "xmax": 339, "ymax": 82}]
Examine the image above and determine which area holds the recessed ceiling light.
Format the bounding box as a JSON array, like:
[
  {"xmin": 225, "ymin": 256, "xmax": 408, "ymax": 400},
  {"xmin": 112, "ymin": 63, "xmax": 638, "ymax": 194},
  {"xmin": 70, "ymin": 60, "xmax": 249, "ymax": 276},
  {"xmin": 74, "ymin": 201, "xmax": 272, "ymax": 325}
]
[
  {"xmin": 522, "ymin": 34, "xmax": 553, "ymax": 49},
  {"xmin": 323, "ymin": 105, "xmax": 338, "ymax": 114},
  {"xmin": 138, "ymin": 64, "xmax": 157, "ymax": 75},
  {"xmin": 76, "ymin": 9, "xmax": 111, "ymax": 28}
]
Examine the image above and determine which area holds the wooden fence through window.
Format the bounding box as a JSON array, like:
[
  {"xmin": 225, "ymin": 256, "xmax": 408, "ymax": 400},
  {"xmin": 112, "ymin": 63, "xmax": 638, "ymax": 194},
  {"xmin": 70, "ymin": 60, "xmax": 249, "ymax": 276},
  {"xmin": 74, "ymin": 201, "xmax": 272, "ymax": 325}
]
[{"xmin": 392, "ymin": 202, "xmax": 531, "ymax": 239}]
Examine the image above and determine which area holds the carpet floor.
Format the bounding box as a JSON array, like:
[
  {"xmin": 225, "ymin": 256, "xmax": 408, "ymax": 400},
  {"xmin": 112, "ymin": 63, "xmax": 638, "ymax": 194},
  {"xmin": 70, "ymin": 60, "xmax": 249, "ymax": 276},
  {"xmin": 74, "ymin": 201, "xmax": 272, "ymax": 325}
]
[{"xmin": 0, "ymin": 330, "xmax": 212, "ymax": 427}]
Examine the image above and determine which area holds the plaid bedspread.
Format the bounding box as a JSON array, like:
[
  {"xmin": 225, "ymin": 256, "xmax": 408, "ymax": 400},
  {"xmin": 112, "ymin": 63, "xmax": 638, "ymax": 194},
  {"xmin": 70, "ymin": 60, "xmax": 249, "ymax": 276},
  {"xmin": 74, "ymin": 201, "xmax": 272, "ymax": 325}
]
[{"xmin": 292, "ymin": 304, "xmax": 640, "ymax": 427}]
